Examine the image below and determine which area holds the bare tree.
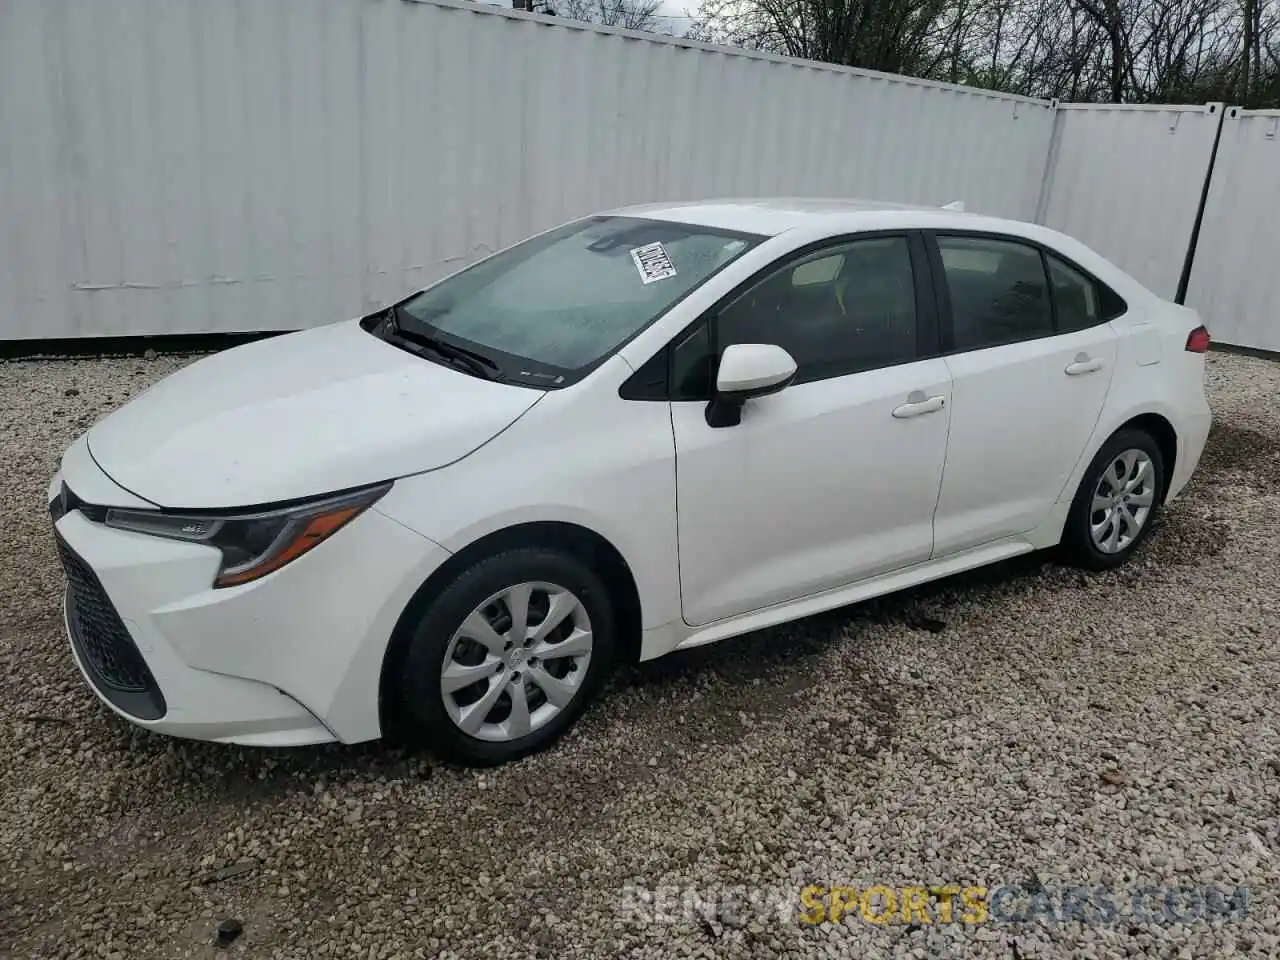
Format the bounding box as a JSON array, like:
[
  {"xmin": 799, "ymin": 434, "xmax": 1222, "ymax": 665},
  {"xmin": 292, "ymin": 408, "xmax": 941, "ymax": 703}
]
[
  {"xmin": 693, "ymin": 0, "xmax": 958, "ymax": 75},
  {"xmin": 693, "ymin": 0, "xmax": 1280, "ymax": 106},
  {"xmin": 556, "ymin": 0, "xmax": 667, "ymax": 30}
]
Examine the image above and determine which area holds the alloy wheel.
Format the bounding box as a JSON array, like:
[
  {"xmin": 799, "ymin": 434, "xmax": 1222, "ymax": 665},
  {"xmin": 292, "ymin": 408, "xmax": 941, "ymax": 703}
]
[
  {"xmin": 1089, "ymin": 448, "xmax": 1156, "ymax": 554},
  {"xmin": 439, "ymin": 581, "xmax": 593, "ymax": 742}
]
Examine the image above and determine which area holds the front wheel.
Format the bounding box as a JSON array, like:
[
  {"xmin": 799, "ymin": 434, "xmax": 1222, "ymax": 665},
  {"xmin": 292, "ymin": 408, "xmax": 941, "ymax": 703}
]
[
  {"xmin": 392, "ymin": 547, "xmax": 615, "ymax": 766},
  {"xmin": 1061, "ymin": 429, "xmax": 1165, "ymax": 570}
]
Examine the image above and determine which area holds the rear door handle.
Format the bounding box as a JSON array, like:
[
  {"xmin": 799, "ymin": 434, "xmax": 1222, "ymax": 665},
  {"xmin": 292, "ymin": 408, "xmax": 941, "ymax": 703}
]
[
  {"xmin": 892, "ymin": 392, "xmax": 946, "ymax": 419},
  {"xmin": 1065, "ymin": 353, "xmax": 1104, "ymax": 376}
]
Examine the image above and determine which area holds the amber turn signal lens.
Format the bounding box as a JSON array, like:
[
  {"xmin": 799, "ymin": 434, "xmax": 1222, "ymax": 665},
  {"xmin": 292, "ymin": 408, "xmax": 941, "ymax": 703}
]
[{"xmin": 214, "ymin": 505, "xmax": 362, "ymax": 587}]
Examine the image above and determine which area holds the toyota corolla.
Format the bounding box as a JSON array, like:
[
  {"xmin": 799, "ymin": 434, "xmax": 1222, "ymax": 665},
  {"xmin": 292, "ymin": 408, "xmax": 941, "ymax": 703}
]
[{"xmin": 48, "ymin": 199, "xmax": 1212, "ymax": 765}]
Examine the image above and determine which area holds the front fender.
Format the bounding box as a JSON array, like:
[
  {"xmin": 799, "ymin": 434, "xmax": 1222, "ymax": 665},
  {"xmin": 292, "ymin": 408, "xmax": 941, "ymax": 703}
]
[{"xmin": 374, "ymin": 362, "xmax": 681, "ymax": 631}]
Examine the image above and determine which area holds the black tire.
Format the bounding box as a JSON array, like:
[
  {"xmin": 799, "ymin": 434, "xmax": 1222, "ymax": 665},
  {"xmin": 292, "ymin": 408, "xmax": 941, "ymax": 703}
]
[
  {"xmin": 392, "ymin": 547, "xmax": 615, "ymax": 766},
  {"xmin": 1061, "ymin": 428, "xmax": 1165, "ymax": 570}
]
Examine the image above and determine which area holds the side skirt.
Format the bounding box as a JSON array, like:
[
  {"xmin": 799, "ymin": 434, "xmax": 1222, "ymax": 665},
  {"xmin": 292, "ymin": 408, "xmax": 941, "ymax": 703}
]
[{"xmin": 638, "ymin": 536, "xmax": 1038, "ymax": 660}]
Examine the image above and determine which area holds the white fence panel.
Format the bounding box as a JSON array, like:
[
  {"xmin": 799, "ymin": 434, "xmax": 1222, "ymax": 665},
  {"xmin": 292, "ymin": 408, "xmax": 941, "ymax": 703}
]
[
  {"xmin": 1185, "ymin": 108, "xmax": 1280, "ymax": 351},
  {"xmin": 0, "ymin": 0, "xmax": 1054, "ymax": 340},
  {"xmin": 1036, "ymin": 103, "xmax": 1223, "ymax": 299}
]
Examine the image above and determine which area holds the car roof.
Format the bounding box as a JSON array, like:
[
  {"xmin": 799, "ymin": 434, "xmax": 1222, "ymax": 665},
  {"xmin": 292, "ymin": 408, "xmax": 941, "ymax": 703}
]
[
  {"xmin": 603, "ymin": 197, "xmax": 1153, "ymax": 302},
  {"xmin": 605, "ymin": 197, "xmax": 972, "ymax": 237}
]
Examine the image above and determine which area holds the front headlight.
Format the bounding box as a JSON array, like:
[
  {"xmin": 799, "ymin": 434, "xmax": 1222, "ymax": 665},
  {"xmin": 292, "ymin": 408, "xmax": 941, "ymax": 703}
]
[{"xmin": 104, "ymin": 482, "xmax": 391, "ymax": 588}]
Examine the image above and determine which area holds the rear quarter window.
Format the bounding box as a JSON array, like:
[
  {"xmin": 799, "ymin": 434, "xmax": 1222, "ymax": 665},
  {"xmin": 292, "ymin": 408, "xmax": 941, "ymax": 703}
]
[{"xmin": 1047, "ymin": 255, "xmax": 1102, "ymax": 332}]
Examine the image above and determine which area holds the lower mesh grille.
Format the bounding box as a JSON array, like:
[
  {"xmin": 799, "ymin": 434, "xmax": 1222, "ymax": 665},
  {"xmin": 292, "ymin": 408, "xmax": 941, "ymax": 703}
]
[{"xmin": 54, "ymin": 532, "xmax": 166, "ymax": 720}]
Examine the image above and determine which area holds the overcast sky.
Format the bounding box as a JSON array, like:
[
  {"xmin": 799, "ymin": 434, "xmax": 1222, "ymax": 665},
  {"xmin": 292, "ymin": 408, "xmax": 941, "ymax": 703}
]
[{"xmin": 653, "ymin": 0, "xmax": 697, "ymax": 34}]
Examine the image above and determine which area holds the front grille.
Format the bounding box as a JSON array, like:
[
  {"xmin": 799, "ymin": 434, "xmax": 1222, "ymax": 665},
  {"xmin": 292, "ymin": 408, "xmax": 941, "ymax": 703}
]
[{"xmin": 54, "ymin": 533, "xmax": 166, "ymax": 720}]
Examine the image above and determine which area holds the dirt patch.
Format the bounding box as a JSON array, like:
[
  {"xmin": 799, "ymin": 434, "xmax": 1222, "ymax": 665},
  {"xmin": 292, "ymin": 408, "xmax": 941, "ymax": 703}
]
[
  {"xmin": 607, "ymin": 615, "xmax": 893, "ymax": 759},
  {"xmin": 1197, "ymin": 421, "xmax": 1280, "ymax": 486},
  {"xmin": 1140, "ymin": 502, "xmax": 1229, "ymax": 567}
]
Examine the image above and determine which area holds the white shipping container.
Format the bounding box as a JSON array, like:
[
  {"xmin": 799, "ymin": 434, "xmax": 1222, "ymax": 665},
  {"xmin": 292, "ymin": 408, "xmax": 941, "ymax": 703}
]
[
  {"xmin": 0, "ymin": 0, "xmax": 1055, "ymax": 339},
  {"xmin": 1184, "ymin": 108, "xmax": 1280, "ymax": 351},
  {"xmin": 1036, "ymin": 103, "xmax": 1225, "ymax": 300}
]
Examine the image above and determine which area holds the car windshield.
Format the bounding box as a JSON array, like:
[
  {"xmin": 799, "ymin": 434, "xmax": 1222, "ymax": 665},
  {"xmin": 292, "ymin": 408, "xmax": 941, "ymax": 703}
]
[{"xmin": 392, "ymin": 216, "xmax": 763, "ymax": 386}]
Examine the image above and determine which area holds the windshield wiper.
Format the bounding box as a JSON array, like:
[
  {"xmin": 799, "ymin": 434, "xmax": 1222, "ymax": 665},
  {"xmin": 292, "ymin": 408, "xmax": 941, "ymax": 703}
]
[{"xmin": 383, "ymin": 307, "xmax": 502, "ymax": 381}]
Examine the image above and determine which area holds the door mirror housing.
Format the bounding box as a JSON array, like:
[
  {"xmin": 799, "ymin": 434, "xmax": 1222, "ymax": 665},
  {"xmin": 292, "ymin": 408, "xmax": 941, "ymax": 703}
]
[
  {"xmin": 715, "ymin": 343, "xmax": 798, "ymax": 397},
  {"xmin": 706, "ymin": 343, "xmax": 797, "ymax": 428}
]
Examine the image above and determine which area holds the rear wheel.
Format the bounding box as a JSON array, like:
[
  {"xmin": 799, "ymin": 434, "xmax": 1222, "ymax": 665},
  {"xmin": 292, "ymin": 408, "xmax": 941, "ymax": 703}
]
[
  {"xmin": 1062, "ymin": 429, "xmax": 1165, "ymax": 570},
  {"xmin": 392, "ymin": 547, "xmax": 614, "ymax": 766}
]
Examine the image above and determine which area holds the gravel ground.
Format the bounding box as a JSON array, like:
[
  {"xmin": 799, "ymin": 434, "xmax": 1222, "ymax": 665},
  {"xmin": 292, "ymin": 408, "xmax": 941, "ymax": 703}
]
[{"xmin": 1, "ymin": 349, "xmax": 1278, "ymax": 959}]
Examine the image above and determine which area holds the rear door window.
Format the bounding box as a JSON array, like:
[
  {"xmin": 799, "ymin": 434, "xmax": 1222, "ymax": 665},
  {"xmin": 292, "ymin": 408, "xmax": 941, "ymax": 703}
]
[{"xmin": 936, "ymin": 236, "xmax": 1052, "ymax": 350}]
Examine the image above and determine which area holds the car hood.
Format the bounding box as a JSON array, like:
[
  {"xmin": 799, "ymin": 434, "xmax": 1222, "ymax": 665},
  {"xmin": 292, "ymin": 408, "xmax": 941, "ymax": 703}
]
[{"xmin": 86, "ymin": 320, "xmax": 543, "ymax": 509}]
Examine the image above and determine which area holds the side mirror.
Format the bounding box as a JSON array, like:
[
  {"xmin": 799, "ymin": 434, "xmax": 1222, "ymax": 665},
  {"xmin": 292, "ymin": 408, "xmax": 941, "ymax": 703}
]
[{"xmin": 706, "ymin": 343, "xmax": 797, "ymax": 428}]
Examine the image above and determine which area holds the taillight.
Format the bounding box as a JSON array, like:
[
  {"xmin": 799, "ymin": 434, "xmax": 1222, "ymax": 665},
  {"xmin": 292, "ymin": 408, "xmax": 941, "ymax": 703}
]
[{"xmin": 1185, "ymin": 325, "xmax": 1211, "ymax": 353}]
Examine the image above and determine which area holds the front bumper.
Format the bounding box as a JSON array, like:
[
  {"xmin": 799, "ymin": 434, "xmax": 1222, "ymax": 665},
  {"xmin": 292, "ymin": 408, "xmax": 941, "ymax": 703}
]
[
  {"xmin": 59, "ymin": 538, "xmax": 331, "ymax": 745},
  {"xmin": 49, "ymin": 444, "xmax": 450, "ymax": 746},
  {"xmin": 58, "ymin": 530, "xmax": 168, "ymax": 722}
]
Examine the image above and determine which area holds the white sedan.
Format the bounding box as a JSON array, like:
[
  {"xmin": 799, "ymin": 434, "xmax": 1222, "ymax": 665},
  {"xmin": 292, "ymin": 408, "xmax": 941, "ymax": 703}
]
[{"xmin": 49, "ymin": 199, "xmax": 1212, "ymax": 765}]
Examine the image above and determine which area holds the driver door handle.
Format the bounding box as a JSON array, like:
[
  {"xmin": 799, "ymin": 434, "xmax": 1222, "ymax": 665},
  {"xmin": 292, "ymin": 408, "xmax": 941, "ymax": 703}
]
[
  {"xmin": 1065, "ymin": 353, "xmax": 1105, "ymax": 376},
  {"xmin": 892, "ymin": 392, "xmax": 946, "ymax": 419}
]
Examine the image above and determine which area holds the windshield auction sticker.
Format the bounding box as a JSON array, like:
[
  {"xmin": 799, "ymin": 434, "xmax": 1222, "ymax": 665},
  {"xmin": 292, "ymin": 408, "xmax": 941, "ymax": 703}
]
[{"xmin": 630, "ymin": 242, "xmax": 678, "ymax": 284}]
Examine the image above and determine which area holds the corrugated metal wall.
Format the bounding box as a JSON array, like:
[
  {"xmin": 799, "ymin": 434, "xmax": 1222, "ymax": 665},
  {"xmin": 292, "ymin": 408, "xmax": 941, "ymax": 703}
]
[
  {"xmin": 1035, "ymin": 103, "xmax": 1225, "ymax": 300},
  {"xmin": 1184, "ymin": 108, "xmax": 1280, "ymax": 352},
  {"xmin": 3, "ymin": 0, "xmax": 1275, "ymax": 350},
  {"xmin": 0, "ymin": 0, "xmax": 1055, "ymax": 339}
]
